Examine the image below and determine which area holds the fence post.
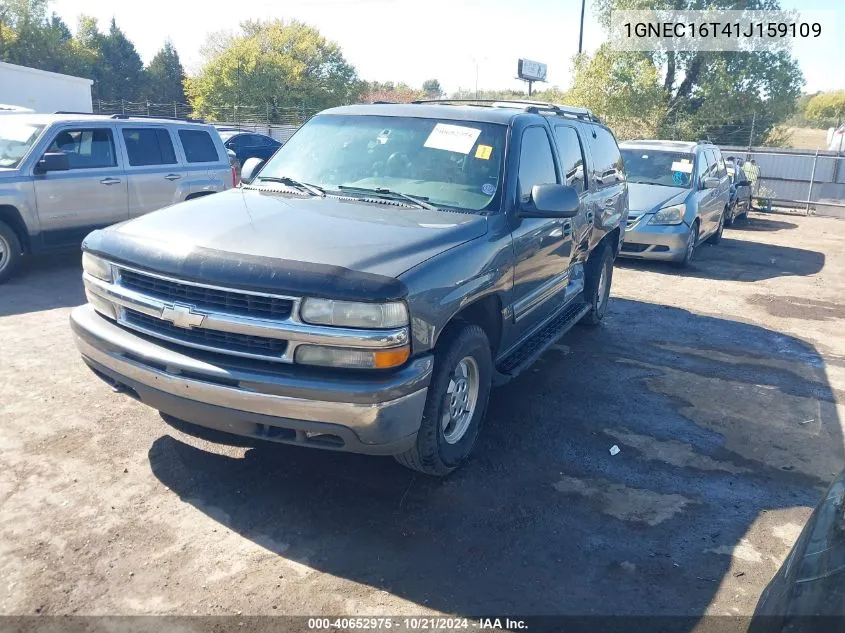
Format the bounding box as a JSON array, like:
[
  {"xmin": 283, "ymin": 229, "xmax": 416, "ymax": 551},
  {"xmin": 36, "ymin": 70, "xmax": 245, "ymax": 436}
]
[
  {"xmin": 806, "ymin": 149, "xmax": 819, "ymax": 214},
  {"xmin": 146, "ymin": 101, "xmax": 150, "ymax": 116},
  {"xmin": 174, "ymin": 102, "xmax": 178, "ymax": 118},
  {"xmin": 121, "ymin": 99, "xmax": 125, "ymax": 115}
]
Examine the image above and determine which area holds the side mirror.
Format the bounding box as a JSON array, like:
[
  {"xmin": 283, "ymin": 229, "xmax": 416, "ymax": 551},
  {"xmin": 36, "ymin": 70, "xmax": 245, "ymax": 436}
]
[
  {"xmin": 737, "ymin": 179, "xmax": 750, "ymax": 187},
  {"xmin": 519, "ymin": 184, "xmax": 580, "ymax": 218},
  {"xmin": 240, "ymin": 157, "xmax": 265, "ymax": 185},
  {"xmin": 34, "ymin": 151, "xmax": 70, "ymax": 174},
  {"xmin": 703, "ymin": 177, "xmax": 721, "ymax": 189}
]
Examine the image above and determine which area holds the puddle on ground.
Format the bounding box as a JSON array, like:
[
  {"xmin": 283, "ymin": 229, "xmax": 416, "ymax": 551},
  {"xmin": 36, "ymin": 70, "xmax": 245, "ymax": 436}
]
[
  {"xmin": 604, "ymin": 427, "xmax": 749, "ymax": 474},
  {"xmin": 553, "ymin": 475, "xmax": 695, "ymax": 526},
  {"xmin": 620, "ymin": 353, "xmax": 842, "ymax": 482}
]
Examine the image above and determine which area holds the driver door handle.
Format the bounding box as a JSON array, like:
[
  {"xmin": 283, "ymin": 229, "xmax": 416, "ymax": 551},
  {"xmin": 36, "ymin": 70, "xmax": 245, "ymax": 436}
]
[
  {"xmin": 164, "ymin": 173, "xmax": 182, "ymax": 181},
  {"xmin": 99, "ymin": 177, "xmax": 121, "ymax": 185}
]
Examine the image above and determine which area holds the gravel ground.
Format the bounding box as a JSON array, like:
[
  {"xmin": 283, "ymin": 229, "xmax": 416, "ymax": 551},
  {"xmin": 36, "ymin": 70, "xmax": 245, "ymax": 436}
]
[{"xmin": 0, "ymin": 211, "xmax": 843, "ymax": 620}]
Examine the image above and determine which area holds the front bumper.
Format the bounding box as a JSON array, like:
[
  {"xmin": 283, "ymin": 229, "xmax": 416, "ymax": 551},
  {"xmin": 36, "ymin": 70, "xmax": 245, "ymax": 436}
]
[
  {"xmin": 619, "ymin": 217, "xmax": 691, "ymax": 262},
  {"xmin": 71, "ymin": 305, "xmax": 432, "ymax": 455}
]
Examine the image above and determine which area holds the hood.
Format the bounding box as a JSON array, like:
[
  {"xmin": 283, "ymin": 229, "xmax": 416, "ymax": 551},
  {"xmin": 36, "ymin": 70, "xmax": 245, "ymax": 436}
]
[
  {"xmin": 627, "ymin": 182, "xmax": 689, "ymax": 214},
  {"xmin": 84, "ymin": 188, "xmax": 488, "ymax": 301}
]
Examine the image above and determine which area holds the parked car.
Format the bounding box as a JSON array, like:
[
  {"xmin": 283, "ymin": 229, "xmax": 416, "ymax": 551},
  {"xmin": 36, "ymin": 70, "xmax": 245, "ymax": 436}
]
[
  {"xmin": 71, "ymin": 100, "xmax": 627, "ymax": 475},
  {"xmin": 216, "ymin": 129, "xmax": 281, "ymax": 165},
  {"xmin": 725, "ymin": 156, "xmax": 753, "ymax": 225},
  {"xmin": 750, "ymin": 469, "xmax": 845, "ymax": 632},
  {"xmin": 0, "ymin": 113, "xmax": 235, "ymax": 283},
  {"xmin": 618, "ymin": 139, "xmax": 731, "ymax": 266}
]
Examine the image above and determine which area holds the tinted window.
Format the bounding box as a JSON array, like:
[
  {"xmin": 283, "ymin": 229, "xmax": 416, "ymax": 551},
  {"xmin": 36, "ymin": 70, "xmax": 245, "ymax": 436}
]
[
  {"xmin": 179, "ymin": 130, "xmax": 219, "ymax": 163},
  {"xmin": 518, "ymin": 127, "xmax": 558, "ymax": 203},
  {"xmin": 48, "ymin": 128, "xmax": 116, "ymax": 169},
  {"xmin": 588, "ymin": 125, "xmax": 623, "ymax": 187},
  {"xmin": 122, "ymin": 128, "xmax": 177, "ymax": 166},
  {"xmin": 553, "ymin": 126, "xmax": 587, "ymax": 193}
]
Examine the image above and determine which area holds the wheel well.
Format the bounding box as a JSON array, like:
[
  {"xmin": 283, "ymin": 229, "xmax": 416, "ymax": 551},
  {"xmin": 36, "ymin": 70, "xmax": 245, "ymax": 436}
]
[
  {"xmin": 604, "ymin": 226, "xmax": 621, "ymax": 257},
  {"xmin": 185, "ymin": 191, "xmax": 215, "ymax": 201},
  {"xmin": 442, "ymin": 295, "xmax": 503, "ymax": 357},
  {"xmin": 0, "ymin": 205, "xmax": 30, "ymax": 252}
]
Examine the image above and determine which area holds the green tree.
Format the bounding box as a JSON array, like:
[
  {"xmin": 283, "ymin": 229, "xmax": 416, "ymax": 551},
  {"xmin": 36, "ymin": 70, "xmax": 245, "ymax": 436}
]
[
  {"xmin": 803, "ymin": 91, "xmax": 845, "ymax": 128},
  {"xmin": 589, "ymin": 0, "xmax": 804, "ymax": 143},
  {"xmin": 567, "ymin": 47, "xmax": 666, "ymax": 139},
  {"xmin": 144, "ymin": 40, "xmax": 186, "ymax": 103},
  {"xmin": 186, "ymin": 19, "xmax": 360, "ymax": 121},
  {"xmin": 361, "ymin": 80, "xmax": 422, "ymax": 103},
  {"xmin": 422, "ymin": 79, "xmax": 442, "ymax": 99},
  {"xmin": 96, "ymin": 18, "xmax": 144, "ymax": 101}
]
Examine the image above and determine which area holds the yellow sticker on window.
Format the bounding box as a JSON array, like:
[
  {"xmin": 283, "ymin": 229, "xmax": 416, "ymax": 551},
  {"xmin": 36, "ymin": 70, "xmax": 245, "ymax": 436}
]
[{"xmin": 475, "ymin": 144, "xmax": 493, "ymax": 160}]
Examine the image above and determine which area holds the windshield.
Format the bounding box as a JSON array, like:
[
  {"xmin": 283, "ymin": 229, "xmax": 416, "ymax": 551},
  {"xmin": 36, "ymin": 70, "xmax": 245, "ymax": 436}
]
[
  {"xmin": 621, "ymin": 149, "xmax": 695, "ymax": 188},
  {"xmin": 0, "ymin": 120, "xmax": 45, "ymax": 168},
  {"xmin": 254, "ymin": 114, "xmax": 507, "ymax": 212}
]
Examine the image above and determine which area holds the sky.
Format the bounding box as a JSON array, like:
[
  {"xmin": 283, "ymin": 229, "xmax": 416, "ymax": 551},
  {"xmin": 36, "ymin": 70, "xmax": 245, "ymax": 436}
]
[{"xmin": 49, "ymin": 0, "xmax": 844, "ymax": 95}]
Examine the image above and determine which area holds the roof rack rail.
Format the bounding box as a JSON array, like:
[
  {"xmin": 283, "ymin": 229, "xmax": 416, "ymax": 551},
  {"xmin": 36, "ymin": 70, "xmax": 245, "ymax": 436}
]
[
  {"xmin": 409, "ymin": 99, "xmax": 601, "ymax": 122},
  {"xmin": 53, "ymin": 111, "xmax": 100, "ymax": 115},
  {"xmin": 109, "ymin": 113, "xmax": 205, "ymax": 123}
]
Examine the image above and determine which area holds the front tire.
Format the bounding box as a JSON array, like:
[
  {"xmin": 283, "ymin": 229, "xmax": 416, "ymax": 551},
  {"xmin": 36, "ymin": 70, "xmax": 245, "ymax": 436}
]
[
  {"xmin": 676, "ymin": 220, "xmax": 699, "ymax": 268},
  {"xmin": 580, "ymin": 242, "xmax": 613, "ymax": 326},
  {"xmin": 394, "ymin": 324, "xmax": 493, "ymax": 476},
  {"xmin": 0, "ymin": 220, "xmax": 23, "ymax": 284}
]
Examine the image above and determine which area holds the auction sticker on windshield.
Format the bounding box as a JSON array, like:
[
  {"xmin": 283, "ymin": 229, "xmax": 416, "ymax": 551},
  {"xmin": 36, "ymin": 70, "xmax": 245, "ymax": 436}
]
[
  {"xmin": 424, "ymin": 123, "xmax": 482, "ymax": 154},
  {"xmin": 671, "ymin": 160, "xmax": 693, "ymax": 173}
]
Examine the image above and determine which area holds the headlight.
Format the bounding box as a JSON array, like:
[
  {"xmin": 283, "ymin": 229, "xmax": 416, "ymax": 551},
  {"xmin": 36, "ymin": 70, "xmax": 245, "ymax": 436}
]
[
  {"xmin": 649, "ymin": 203, "xmax": 686, "ymax": 226},
  {"xmin": 294, "ymin": 344, "xmax": 410, "ymax": 369},
  {"xmin": 82, "ymin": 252, "xmax": 114, "ymax": 282},
  {"xmin": 300, "ymin": 298, "xmax": 408, "ymax": 329}
]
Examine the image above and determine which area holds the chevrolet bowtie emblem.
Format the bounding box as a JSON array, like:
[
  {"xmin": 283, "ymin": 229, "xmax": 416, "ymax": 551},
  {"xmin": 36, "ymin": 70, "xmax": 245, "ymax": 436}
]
[{"xmin": 160, "ymin": 304, "xmax": 206, "ymax": 329}]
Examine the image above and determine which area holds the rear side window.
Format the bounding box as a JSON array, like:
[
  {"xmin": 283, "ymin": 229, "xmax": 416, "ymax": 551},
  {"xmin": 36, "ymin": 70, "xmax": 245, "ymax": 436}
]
[
  {"xmin": 122, "ymin": 128, "xmax": 177, "ymax": 166},
  {"xmin": 553, "ymin": 126, "xmax": 587, "ymax": 193},
  {"xmin": 179, "ymin": 130, "xmax": 219, "ymax": 163},
  {"xmin": 588, "ymin": 125, "xmax": 623, "ymax": 188},
  {"xmin": 518, "ymin": 127, "xmax": 558, "ymax": 204},
  {"xmin": 47, "ymin": 128, "xmax": 116, "ymax": 169}
]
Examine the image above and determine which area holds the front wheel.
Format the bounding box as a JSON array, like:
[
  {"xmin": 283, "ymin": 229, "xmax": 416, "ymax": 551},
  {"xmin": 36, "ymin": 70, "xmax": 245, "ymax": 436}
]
[
  {"xmin": 394, "ymin": 324, "xmax": 493, "ymax": 476},
  {"xmin": 676, "ymin": 221, "xmax": 699, "ymax": 268},
  {"xmin": 580, "ymin": 242, "xmax": 613, "ymax": 326},
  {"xmin": 0, "ymin": 220, "xmax": 23, "ymax": 284}
]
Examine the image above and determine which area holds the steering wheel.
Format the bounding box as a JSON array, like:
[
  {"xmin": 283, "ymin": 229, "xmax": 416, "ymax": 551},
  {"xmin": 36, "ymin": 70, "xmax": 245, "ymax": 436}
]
[{"xmin": 385, "ymin": 152, "xmax": 411, "ymax": 177}]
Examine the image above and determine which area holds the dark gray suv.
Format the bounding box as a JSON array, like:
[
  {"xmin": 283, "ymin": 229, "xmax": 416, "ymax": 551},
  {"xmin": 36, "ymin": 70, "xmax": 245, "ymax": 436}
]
[{"xmin": 70, "ymin": 101, "xmax": 628, "ymax": 475}]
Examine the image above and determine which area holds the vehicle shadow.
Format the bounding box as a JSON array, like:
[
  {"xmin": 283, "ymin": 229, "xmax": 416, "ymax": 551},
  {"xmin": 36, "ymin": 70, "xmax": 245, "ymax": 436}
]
[
  {"xmin": 148, "ymin": 297, "xmax": 840, "ymax": 617},
  {"xmin": 617, "ymin": 238, "xmax": 824, "ymax": 282},
  {"xmin": 729, "ymin": 216, "xmax": 799, "ymax": 232},
  {"xmin": 0, "ymin": 251, "xmax": 85, "ymax": 317}
]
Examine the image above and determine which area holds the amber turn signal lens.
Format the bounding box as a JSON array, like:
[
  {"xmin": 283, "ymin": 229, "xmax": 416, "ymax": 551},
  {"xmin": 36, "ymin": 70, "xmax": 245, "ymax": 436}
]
[{"xmin": 373, "ymin": 346, "xmax": 410, "ymax": 369}]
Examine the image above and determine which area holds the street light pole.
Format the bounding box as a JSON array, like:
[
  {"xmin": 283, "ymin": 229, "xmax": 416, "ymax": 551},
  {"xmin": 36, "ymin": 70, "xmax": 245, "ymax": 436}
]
[{"xmin": 578, "ymin": 0, "xmax": 586, "ymax": 54}]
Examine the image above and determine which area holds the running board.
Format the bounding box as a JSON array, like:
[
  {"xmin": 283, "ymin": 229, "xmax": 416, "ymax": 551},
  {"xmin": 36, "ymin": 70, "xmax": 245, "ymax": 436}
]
[{"xmin": 494, "ymin": 300, "xmax": 591, "ymax": 384}]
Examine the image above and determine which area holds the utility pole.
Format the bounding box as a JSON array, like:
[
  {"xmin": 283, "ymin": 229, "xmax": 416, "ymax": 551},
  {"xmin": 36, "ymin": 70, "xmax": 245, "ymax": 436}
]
[{"xmin": 578, "ymin": 0, "xmax": 587, "ymax": 54}]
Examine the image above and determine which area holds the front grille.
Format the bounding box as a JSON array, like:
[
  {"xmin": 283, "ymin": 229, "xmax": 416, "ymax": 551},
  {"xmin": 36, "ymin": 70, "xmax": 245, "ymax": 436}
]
[
  {"xmin": 123, "ymin": 309, "xmax": 288, "ymax": 358},
  {"xmin": 119, "ymin": 269, "xmax": 294, "ymax": 320}
]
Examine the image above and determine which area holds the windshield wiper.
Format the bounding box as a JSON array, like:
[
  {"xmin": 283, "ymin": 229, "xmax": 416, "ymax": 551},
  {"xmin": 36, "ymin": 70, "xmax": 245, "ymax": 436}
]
[
  {"xmin": 337, "ymin": 185, "xmax": 438, "ymax": 211},
  {"xmin": 255, "ymin": 176, "xmax": 325, "ymax": 197}
]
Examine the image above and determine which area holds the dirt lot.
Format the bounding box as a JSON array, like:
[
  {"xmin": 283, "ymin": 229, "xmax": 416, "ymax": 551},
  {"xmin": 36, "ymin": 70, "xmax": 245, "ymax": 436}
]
[{"xmin": 1, "ymin": 211, "xmax": 844, "ymax": 620}]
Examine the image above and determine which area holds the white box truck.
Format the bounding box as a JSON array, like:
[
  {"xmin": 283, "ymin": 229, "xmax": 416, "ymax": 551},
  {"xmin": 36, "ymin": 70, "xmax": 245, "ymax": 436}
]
[{"xmin": 0, "ymin": 62, "xmax": 93, "ymax": 114}]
